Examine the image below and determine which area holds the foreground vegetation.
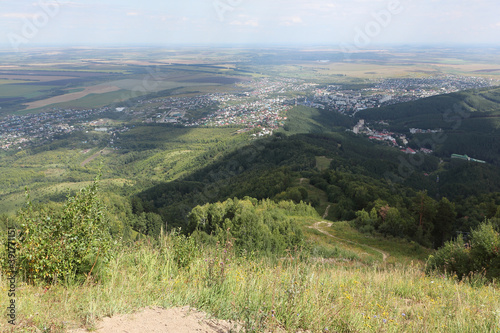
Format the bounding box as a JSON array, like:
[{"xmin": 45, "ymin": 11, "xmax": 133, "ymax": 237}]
[
  {"xmin": 1, "ymin": 232, "xmax": 499, "ymax": 332},
  {"xmin": 1, "ymin": 183, "xmax": 499, "ymax": 332}
]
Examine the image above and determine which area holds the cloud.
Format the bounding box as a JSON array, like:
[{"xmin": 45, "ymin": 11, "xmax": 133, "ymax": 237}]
[
  {"xmin": 1, "ymin": 12, "xmax": 39, "ymax": 19},
  {"xmin": 126, "ymin": 11, "xmax": 140, "ymax": 16},
  {"xmin": 229, "ymin": 19, "xmax": 259, "ymax": 27},
  {"xmin": 280, "ymin": 16, "xmax": 303, "ymax": 26}
]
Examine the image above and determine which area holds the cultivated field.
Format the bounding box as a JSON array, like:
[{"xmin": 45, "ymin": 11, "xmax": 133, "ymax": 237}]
[{"xmin": 24, "ymin": 85, "xmax": 121, "ymax": 110}]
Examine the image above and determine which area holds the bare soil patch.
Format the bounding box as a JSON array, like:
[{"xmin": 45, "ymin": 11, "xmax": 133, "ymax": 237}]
[{"xmin": 69, "ymin": 306, "xmax": 241, "ymax": 333}]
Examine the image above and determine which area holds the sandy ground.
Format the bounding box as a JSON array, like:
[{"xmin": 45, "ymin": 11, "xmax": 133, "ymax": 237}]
[{"xmin": 69, "ymin": 306, "xmax": 241, "ymax": 333}]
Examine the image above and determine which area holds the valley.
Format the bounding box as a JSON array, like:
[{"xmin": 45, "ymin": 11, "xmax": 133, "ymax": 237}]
[{"xmin": 1, "ymin": 47, "xmax": 500, "ymax": 332}]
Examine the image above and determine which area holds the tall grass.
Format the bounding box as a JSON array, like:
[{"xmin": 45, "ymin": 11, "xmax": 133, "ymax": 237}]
[{"xmin": 1, "ymin": 232, "xmax": 499, "ymax": 332}]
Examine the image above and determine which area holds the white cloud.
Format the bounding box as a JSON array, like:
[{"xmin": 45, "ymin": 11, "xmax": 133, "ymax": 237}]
[
  {"xmin": 229, "ymin": 19, "xmax": 259, "ymax": 27},
  {"xmin": 280, "ymin": 16, "xmax": 303, "ymax": 26},
  {"xmin": 1, "ymin": 12, "xmax": 39, "ymax": 19}
]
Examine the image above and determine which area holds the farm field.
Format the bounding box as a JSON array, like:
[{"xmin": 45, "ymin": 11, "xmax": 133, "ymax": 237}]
[
  {"xmin": 1, "ymin": 47, "xmax": 500, "ymax": 115},
  {"xmin": 24, "ymin": 85, "xmax": 122, "ymax": 110}
]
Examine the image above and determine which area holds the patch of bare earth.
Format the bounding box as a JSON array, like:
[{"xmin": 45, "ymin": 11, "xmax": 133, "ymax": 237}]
[{"xmin": 69, "ymin": 307, "xmax": 241, "ymax": 333}]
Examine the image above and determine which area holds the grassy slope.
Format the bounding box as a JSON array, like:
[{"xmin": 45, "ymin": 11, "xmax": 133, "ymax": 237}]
[
  {"xmin": 0, "ymin": 126, "xmax": 246, "ymax": 215},
  {"xmin": 0, "ymin": 227, "xmax": 497, "ymax": 333}
]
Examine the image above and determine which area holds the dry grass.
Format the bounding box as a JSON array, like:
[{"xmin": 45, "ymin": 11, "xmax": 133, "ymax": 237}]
[{"xmin": 1, "ymin": 231, "xmax": 499, "ymax": 332}]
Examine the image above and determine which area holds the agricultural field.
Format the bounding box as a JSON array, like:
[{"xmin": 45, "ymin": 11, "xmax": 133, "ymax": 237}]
[
  {"xmin": 0, "ymin": 50, "xmax": 258, "ymax": 115},
  {"xmin": 2, "ymin": 47, "xmax": 500, "ymax": 115}
]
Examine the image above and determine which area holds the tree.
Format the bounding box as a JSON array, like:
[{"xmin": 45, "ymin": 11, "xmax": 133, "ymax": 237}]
[
  {"xmin": 411, "ymin": 191, "xmax": 436, "ymax": 246},
  {"xmin": 352, "ymin": 208, "xmax": 378, "ymax": 234},
  {"xmin": 433, "ymin": 197, "xmax": 457, "ymax": 248},
  {"xmin": 379, "ymin": 207, "xmax": 404, "ymax": 237}
]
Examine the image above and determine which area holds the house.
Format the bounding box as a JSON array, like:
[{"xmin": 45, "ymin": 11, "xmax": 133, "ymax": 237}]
[{"xmin": 401, "ymin": 147, "xmax": 416, "ymax": 154}]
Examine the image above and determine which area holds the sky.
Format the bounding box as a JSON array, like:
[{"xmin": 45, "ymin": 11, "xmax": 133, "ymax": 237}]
[{"xmin": 0, "ymin": 0, "xmax": 499, "ymax": 50}]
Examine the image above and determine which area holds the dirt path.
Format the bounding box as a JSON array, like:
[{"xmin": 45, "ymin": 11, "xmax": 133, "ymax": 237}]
[
  {"xmin": 81, "ymin": 149, "xmax": 111, "ymax": 167},
  {"xmin": 299, "ymin": 178, "xmax": 305, "ymax": 184},
  {"xmin": 322, "ymin": 205, "xmax": 331, "ymax": 219},
  {"xmin": 309, "ymin": 221, "xmax": 389, "ymax": 262},
  {"xmin": 69, "ymin": 306, "xmax": 240, "ymax": 333}
]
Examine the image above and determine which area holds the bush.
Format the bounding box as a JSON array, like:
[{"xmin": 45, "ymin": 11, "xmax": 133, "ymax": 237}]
[
  {"xmin": 15, "ymin": 179, "xmax": 112, "ymax": 284},
  {"xmin": 425, "ymin": 235, "xmax": 471, "ymax": 279},
  {"xmin": 188, "ymin": 198, "xmax": 309, "ymax": 256},
  {"xmin": 469, "ymin": 223, "xmax": 500, "ymax": 280},
  {"xmin": 426, "ymin": 221, "xmax": 500, "ymax": 281}
]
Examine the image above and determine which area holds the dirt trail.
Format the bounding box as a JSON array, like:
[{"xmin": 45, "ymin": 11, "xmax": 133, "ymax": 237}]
[
  {"xmin": 81, "ymin": 149, "xmax": 111, "ymax": 167},
  {"xmin": 322, "ymin": 205, "xmax": 331, "ymax": 219},
  {"xmin": 69, "ymin": 306, "xmax": 240, "ymax": 333},
  {"xmin": 309, "ymin": 221, "xmax": 389, "ymax": 262}
]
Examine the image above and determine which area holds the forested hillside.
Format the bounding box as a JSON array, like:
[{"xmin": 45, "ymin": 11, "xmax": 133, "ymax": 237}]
[
  {"xmin": 2, "ymin": 89, "xmax": 500, "ymax": 252},
  {"xmin": 128, "ymin": 100, "xmax": 500, "ymax": 249},
  {"xmin": 356, "ymin": 86, "xmax": 500, "ymax": 165}
]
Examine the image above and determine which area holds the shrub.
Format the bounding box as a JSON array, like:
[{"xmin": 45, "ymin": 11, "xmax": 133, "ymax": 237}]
[
  {"xmin": 425, "ymin": 235, "xmax": 471, "ymax": 279},
  {"xmin": 188, "ymin": 198, "xmax": 308, "ymax": 256},
  {"xmin": 426, "ymin": 221, "xmax": 500, "ymax": 281},
  {"xmin": 169, "ymin": 229, "xmax": 199, "ymax": 269},
  {"xmin": 15, "ymin": 179, "xmax": 112, "ymax": 284},
  {"xmin": 469, "ymin": 223, "xmax": 500, "ymax": 280}
]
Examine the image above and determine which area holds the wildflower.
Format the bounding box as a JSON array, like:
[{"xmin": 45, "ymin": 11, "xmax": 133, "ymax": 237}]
[
  {"xmin": 383, "ymin": 319, "xmax": 387, "ymax": 324},
  {"xmin": 402, "ymin": 313, "xmax": 406, "ymax": 317}
]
